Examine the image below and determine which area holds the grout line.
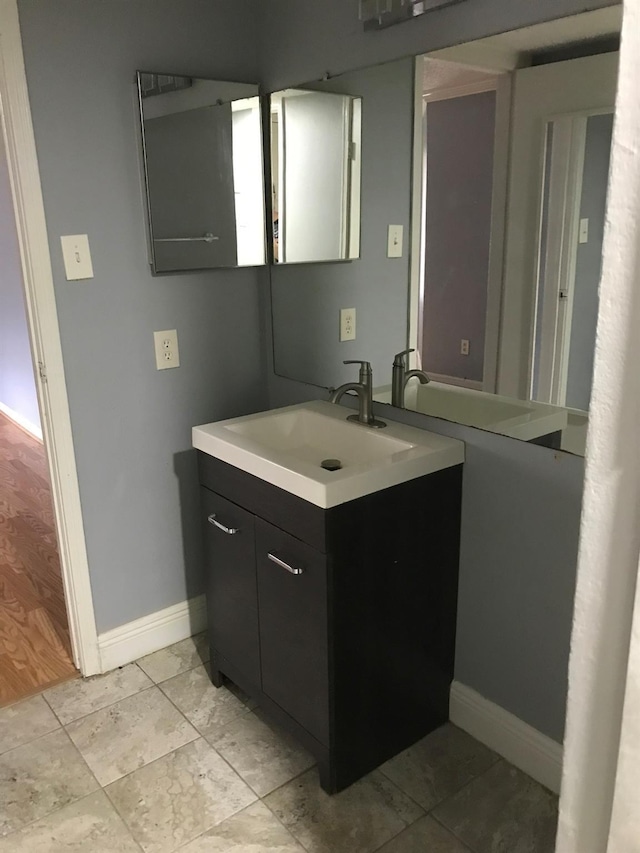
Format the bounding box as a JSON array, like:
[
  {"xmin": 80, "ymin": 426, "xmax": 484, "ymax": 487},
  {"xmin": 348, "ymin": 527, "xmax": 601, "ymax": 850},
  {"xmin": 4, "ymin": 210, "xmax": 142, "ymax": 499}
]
[
  {"xmin": 429, "ymin": 812, "xmax": 478, "ymax": 853},
  {"xmin": 56, "ymin": 682, "xmax": 163, "ymax": 729}
]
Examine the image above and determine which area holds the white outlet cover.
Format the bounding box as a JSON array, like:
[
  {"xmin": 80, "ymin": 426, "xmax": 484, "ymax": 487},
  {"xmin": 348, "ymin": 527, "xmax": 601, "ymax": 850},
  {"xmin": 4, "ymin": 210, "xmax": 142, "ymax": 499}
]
[
  {"xmin": 340, "ymin": 307, "xmax": 356, "ymax": 342},
  {"xmin": 60, "ymin": 234, "xmax": 94, "ymax": 280},
  {"xmin": 153, "ymin": 329, "xmax": 180, "ymax": 370}
]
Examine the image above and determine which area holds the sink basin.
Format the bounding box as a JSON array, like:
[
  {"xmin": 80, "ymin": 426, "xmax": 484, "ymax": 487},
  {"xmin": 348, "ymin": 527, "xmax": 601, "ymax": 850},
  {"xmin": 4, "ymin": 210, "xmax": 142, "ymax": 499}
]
[{"xmin": 193, "ymin": 400, "xmax": 464, "ymax": 508}]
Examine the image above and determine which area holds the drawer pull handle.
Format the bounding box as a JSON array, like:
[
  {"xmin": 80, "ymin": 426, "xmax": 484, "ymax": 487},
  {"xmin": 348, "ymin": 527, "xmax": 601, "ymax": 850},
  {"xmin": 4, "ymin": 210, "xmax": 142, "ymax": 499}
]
[
  {"xmin": 208, "ymin": 514, "xmax": 239, "ymax": 535},
  {"xmin": 268, "ymin": 552, "xmax": 304, "ymax": 575}
]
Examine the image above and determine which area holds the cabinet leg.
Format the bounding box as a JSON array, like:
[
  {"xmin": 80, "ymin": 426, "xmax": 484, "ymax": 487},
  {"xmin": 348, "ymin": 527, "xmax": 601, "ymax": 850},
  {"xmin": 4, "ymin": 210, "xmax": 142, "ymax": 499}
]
[
  {"xmin": 317, "ymin": 760, "xmax": 336, "ymax": 794},
  {"xmin": 209, "ymin": 650, "xmax": 224, "ymax": 688}
]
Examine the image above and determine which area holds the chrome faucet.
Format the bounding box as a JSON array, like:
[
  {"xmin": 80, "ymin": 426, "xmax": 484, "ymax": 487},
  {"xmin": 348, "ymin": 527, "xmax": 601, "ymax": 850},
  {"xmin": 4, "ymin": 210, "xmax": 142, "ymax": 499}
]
[
  {"xmin": 391, "ymin": 349, "xmax": 430, "ymax": 408},
  {"xmin": 329, "ymin": 360, "xmax": 387, "ymax": 429}
]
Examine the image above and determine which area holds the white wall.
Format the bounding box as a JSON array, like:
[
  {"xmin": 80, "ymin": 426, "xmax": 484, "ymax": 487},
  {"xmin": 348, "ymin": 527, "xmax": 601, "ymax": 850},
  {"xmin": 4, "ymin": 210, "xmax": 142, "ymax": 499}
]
[{"xmin": 557, "ymin": 2, "xmax": 640, "ymax": 850}]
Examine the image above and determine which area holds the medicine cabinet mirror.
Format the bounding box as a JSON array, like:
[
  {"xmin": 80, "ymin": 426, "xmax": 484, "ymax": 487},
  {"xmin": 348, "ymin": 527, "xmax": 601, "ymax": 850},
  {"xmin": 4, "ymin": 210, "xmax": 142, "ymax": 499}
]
[
  {"xmin": 137, "ymin": 72, "xmax": 266, "ymax": 273},
  {"xmin": 269, "ymin": 88, "xmax": 362, "ymax": 264}
]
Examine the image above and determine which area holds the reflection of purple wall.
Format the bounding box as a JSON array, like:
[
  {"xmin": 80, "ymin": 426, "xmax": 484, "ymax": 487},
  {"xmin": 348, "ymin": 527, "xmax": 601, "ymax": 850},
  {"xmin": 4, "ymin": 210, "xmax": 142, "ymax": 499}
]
[
  {"xmin": 422, "ymin": 90, "xmax": 496, "ymax": 383},
  {"xmin": 0, "ymin": 132, "xmax": 40, "ymax": 429}
]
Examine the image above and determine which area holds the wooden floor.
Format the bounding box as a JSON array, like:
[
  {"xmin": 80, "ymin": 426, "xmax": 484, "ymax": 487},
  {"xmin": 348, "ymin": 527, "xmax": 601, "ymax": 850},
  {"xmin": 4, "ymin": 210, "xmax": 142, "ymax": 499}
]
[{"xmin": 0, "ymin": 412, "xmax": 77, "ymax": 706}]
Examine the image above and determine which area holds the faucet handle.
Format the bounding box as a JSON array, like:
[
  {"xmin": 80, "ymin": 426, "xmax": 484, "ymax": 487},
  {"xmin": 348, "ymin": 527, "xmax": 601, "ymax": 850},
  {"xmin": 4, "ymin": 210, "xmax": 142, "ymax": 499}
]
[
  {"xmin": 393, "ymin": 348, "xmax": 414, "ymax": 366},
  {"xmin": 343, "ymin": 360, "xmax": 372, "ymax": 381}
]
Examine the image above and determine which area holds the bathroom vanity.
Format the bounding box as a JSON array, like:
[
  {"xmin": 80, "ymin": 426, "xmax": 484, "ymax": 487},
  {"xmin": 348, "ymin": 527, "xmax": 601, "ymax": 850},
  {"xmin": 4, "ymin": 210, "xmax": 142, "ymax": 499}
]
[{"xmin": 194, "ymin": 401, "xmax": 464, "ymax": 793}]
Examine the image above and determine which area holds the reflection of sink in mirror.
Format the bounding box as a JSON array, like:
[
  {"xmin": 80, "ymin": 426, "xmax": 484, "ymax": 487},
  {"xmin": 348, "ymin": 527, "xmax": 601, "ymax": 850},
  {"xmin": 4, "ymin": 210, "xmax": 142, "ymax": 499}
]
[
  {"xmin": 375, "ymin": 382, "xmax": 569, "ymax": 444},
  {"xmin": 268, "ymin": 7, "xmax": 621, "ymax": 459}
]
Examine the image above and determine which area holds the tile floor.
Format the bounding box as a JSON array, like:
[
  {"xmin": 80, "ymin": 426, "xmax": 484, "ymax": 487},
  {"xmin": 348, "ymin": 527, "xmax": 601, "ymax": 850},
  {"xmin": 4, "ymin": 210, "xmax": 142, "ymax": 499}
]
[{"xmin": 0, "ymin": 633, "xmax": 558, "ymax": 852}]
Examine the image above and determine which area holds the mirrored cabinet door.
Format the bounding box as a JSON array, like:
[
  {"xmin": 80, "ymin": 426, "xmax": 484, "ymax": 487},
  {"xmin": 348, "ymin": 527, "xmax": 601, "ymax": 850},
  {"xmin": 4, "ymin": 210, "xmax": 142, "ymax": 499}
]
[
  {"xmin": 270, "ymin": 88, "xmax": 362, "ymax": 264},
  {"xmin": 137, "ymin": 72, "xmax": 266, "ymax": 273}
]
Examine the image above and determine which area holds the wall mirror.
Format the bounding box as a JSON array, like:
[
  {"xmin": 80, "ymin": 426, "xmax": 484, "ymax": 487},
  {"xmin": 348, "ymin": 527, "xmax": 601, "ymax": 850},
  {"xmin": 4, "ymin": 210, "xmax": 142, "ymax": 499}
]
[
  {"xmin": 269, "ymin": 6, "xmax": 622, "ymax": 457},
  {"xmin": 269, "ymin": 88, "xmax": 362, "ymax": 263},
  {"xmin": 137, "ymin": 72, "xmax": 266, "ymax": 273}
]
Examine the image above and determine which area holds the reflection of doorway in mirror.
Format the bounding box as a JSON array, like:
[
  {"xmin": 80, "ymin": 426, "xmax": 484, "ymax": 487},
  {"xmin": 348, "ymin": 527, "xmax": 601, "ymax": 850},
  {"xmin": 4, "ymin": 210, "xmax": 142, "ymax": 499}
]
[
  {"xmin": 411, "ymin": 57, "xmax": 509, "ymax": 394},
  {"xmin": 531, "ymin": 111, "xmax": 613, "ymax": 413}
]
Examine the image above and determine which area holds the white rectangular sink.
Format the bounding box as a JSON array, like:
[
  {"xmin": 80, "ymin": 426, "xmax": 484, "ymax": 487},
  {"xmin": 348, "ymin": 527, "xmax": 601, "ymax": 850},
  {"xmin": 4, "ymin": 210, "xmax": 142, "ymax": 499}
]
[{"xmin": 193, "ymin": 400, "xmax": 464, "ymax": 508}]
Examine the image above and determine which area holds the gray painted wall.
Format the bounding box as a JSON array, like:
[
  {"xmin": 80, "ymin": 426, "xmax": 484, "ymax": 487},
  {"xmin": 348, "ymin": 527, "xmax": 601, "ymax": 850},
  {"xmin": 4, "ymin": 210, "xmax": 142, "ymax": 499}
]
[
  {"xmin": 18, "ymin": 0, "xmax": 267, "ymax": 633},
  {"xmin": 423, "ymin": 91, "xmax": 495, "ymax": 382},
  {"xmin": 260, "ymin": 0, "xmax": 613, "ymax": 741},
  {"xmin": 258, "ymin": 0, "xmax": 618, "ymax": 92},
  {"xmin": 271, "ymin": 59, "xmax": 414, "ymax": 389},
  {"xmin": 0, "ymin": 130, "xmax": 40, "ymax": 428},
  {"xmin": 566, "ymin": 111, "xmax": 613, "ymax": 411}
]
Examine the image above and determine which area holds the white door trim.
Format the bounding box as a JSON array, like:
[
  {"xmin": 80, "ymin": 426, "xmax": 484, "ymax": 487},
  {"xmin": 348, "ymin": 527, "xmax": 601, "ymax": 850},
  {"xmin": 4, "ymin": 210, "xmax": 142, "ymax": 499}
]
[{"xmin": 0, "ymin": 0, "xmax": 100, "ymax": 674}]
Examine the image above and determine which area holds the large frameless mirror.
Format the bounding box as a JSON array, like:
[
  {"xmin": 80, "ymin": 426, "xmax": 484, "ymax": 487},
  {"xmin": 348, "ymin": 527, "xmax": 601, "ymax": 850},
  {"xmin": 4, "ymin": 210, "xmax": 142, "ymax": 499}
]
[
  {"xmin": 268, "ymin": 6, "xmax": 622, "ymax": 456},
  {"xmin": 137, "ymin": 72, "xmax": 266, "ymax": 273}
]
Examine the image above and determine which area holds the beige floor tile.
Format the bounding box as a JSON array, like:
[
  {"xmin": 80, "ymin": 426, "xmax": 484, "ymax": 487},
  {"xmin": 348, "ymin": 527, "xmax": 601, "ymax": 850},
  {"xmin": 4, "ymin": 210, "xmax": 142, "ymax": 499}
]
[
  {"xmin": 376, "ymin": 816, "xmax": 470, "ymax": 852},
  {"xmin": 0, "ymin": 729, "xmax": 98, "ymax": 836},
  {"xmin": 137, "ymin": 633, "xmax": 210, "ymax": 683},
  {"xmin": 433, "ymin": 760, "xmax": 558, "ymax": 853},
  {"xmin": 0, "ymin": 790, "xmax": 140, "ymax": 852},
  {"xmin": 380, "ymin": 723, "xmax": 498, "ymax": 811},
  {"xmin": 106, "ymin": 737, "xmax": 257, "ymax": 853},
  {"xmin": 66, "ymin": 686, "xmax": 198, "ymax": 786},
  {"xmin": 213, "ymin": 709, "xmax": 315, "ymax": 796},
  {"xmin": 44, "ymin": 663, "xmax": 152, "ymax": 724},
  {"xmin": 264, "ymin": 767, "xmax": 424, "ymax": 853},
  {"xmin": 0, "ymin": 695, "xmax": 60, "ymax": 755},
  {"xmin": 179, "ymin": 802, "xmax": 305, "ymax": 852},
  {"xmin": 159, "ymin": 664, "xmax": 252, "ymax": 740}
]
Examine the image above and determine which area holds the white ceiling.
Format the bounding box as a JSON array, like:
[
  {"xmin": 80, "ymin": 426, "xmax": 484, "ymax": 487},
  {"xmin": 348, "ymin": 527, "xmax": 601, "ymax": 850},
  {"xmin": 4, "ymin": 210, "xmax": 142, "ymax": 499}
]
[{"xmin": 427, "ymin": 6, "xmax": 622, "ymax": 72}]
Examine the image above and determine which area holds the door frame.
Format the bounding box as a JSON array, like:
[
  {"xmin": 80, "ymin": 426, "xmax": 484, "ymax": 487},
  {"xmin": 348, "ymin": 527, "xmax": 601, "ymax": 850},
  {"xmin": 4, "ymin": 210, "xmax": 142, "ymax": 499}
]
[{"xmin": 0, "ymin": 0, "xmax": 99, "ymax": 674}]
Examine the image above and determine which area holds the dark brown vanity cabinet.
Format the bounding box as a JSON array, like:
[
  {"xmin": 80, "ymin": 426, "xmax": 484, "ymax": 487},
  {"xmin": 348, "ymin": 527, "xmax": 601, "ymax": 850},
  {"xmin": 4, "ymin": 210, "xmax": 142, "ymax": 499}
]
[{"xmin": 198, "ymin": 451, "xmax": 463, "ymax": 794}]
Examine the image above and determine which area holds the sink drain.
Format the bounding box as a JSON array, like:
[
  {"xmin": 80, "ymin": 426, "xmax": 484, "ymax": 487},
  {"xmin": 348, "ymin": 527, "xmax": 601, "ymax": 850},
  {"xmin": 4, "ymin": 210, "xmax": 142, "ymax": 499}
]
[{"xmin": 321, "ymin": 458, "xmax": 342, "ymax": 471}]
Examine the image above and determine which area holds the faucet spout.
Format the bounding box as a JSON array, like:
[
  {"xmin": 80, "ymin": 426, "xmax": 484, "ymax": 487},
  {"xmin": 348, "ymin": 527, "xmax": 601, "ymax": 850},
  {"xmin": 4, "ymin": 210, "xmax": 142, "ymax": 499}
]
[
  {"xmin": 328, "ymin": 361, "xmax": 386, "ymax": 428},
  {"xmin": 391, "ymin": 349, "xmax": 430, "ymax": 408}
]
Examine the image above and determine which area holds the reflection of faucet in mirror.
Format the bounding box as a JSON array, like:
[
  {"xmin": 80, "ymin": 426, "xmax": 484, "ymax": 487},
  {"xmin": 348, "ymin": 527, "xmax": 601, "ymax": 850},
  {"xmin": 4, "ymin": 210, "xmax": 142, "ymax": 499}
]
[
  {"xmin": 329, "ymin": 360, "xmax": 387, "ymax": 429},
  {"xmin": 391, "ymin": 349, "xmax": 430, "ymax": 408}
]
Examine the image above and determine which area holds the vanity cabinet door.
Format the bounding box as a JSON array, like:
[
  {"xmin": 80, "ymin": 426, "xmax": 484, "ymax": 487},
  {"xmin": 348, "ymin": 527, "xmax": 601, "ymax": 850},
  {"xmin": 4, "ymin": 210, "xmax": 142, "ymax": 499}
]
[
  {"xmin": 256, "ymin": 519, "xmax": 330, "ymax": 746},
  {"xmin": 201, "ymin": 488, "xmax": 260, "ymax": 686}
]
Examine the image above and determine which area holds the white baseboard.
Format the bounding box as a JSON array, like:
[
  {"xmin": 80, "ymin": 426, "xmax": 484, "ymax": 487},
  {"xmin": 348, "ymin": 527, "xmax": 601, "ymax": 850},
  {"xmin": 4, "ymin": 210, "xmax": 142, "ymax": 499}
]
[
  {"xmin": 450, "ymin": 681, "xmax": 563, "ymax": 794},
  {"xmin": 98, "ymin": 594, "xmax": 207, "ymax": 672},
  {"xmin": 0, "ymin": 401, "xmax": 42, "ymax": 440}
]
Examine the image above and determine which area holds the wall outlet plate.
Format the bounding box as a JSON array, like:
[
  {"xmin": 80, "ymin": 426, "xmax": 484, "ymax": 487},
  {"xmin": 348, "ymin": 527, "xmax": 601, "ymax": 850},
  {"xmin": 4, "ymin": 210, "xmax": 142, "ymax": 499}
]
[
  {"xmin": 154, "ymin": 329, "xmax": 180, "ymax": 370},
  {"xmin": 340, "ymin": 308, "xmax": 356, "ymax": 341}
]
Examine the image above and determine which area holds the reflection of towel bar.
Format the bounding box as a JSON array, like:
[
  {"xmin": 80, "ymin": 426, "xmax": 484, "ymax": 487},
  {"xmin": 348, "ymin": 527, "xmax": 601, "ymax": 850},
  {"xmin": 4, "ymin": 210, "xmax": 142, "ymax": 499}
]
[{"xmin": 154, "ymin": 233, "xmax": 219, "ymax": 243}]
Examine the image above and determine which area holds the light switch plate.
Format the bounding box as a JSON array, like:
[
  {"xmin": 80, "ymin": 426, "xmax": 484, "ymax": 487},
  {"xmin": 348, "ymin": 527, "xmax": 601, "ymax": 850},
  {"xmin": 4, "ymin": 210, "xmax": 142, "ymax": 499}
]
[
  {"xmin": 153, "ymin": 329, "xmax": 180, "ymax": 370},
  {"xmin": 387, "ymin": 224, "xmax": 403, "ymax": 258},
  {"xmin": 60, "ymin": 234, "xmax": 94, "ymax": 280},
  {"xmin": 579, "ymin": 218, "xmax": 589, "ymax": 244}
]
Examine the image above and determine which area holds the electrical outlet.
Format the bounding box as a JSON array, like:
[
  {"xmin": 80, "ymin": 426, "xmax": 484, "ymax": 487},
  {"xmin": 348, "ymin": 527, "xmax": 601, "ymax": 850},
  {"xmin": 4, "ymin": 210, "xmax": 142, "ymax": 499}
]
[
  {"xmin": 340, "ymin": 308, "xmax": 356, "ymax": 342},
  {"xmin": 461, "ymin": 339, "xmax": 470, "ymax": 356},
  {"xmin": 154, "ymin": 329, "xmax": 180, "ymax": 370}
]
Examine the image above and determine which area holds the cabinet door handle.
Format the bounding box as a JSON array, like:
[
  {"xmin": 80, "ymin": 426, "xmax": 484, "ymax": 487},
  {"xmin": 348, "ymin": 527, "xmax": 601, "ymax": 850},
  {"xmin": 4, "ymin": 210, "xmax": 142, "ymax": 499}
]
[
  {"xmin": 267, "ymin": 552, "xmax": 304, "ymax": 575},
  {"xmin": 208, "ymin": 514, "xmax": 239, "ymax": 535}
]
